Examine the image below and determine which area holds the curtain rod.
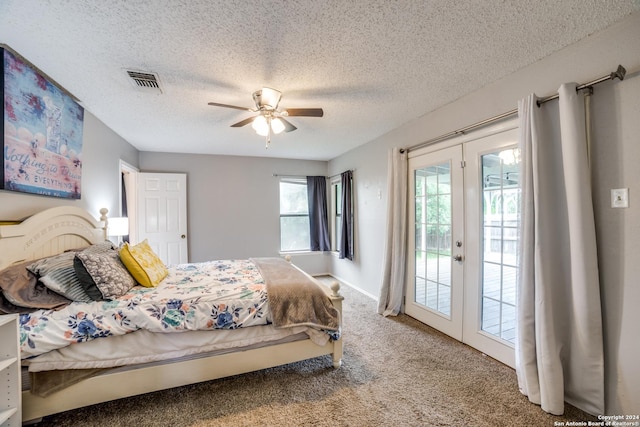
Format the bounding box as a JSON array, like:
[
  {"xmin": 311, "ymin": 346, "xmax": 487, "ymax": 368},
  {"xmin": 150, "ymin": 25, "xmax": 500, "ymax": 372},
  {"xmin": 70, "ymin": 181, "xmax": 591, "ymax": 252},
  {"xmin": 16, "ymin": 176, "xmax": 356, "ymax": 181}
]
[
  {"xmin": 401, "ymin": 64, "xmax": 627, "ymax": 154},
  {"xmin": 272, "ymin": 174, "xmax": 305, "ymax": 179},
  {"xmin": 273, "ymin": 170, "xmax": 354, "ymax": 180},
  {"xmin": 328, "ymin": 169, "xmax": 354, "ymax": 180}
]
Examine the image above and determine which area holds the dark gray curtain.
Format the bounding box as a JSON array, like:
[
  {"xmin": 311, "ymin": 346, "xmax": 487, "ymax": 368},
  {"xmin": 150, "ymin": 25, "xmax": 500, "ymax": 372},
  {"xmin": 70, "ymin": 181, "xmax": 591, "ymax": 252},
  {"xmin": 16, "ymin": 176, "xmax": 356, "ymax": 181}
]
[
  {"xmin": 339, "ymin": 170, "xmax": 354, "ymax": 260},
  {"xmin": 306, "ymin": 176, "xmax": 331, "ymax": 251}
]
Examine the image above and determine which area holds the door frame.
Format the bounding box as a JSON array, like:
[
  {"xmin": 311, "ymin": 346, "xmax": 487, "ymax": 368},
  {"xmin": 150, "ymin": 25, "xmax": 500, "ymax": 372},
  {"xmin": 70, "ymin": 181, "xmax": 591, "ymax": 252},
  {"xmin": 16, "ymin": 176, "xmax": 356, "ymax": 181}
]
[{"xmin": 119, "ymin": 160, "xmax": 139, "ymax": 243}]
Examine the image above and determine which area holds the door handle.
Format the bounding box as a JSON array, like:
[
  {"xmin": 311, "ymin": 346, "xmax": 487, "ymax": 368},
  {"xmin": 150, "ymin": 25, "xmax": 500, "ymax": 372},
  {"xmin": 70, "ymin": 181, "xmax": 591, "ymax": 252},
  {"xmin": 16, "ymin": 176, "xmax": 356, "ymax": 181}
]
[
  {"xmin": 181, "ymin": 234, "xmax": 186, "ymax": 239},
  {"xmin": 453, "ymin": 254, "xmax": 463, "ymax": 262}
]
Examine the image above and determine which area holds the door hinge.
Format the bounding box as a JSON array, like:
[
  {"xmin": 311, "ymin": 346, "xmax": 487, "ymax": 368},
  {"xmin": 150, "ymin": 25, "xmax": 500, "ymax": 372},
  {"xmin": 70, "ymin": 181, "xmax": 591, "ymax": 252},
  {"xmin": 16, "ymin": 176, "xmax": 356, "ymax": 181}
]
[{"xmin": 460, "ymin": 160, "xmax": 466, "ymax": 168}]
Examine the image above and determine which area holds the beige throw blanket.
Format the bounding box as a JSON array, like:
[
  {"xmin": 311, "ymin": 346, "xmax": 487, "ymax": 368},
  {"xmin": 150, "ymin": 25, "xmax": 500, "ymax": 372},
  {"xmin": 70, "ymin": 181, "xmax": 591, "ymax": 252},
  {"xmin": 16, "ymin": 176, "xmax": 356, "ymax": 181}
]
[{"xmin": 251, "ymin": 257, "xmax": 339, "ymax": 332}]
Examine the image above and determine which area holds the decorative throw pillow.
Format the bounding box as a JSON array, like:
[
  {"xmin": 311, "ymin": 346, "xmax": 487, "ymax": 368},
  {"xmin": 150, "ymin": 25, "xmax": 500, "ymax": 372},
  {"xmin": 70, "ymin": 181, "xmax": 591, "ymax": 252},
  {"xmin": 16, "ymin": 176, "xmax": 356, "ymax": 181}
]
[
  {"xmin": 72, "ymin": 241, "xmax": 119, "ymax": 300},
  {"xmin": 75, "ymin": 249, "xmax": 136, "ymax": 300},
  {"xmin": 27, "ymin": 252, "xmax": 92, "ymax": 303},
  {"xmin": 0, "ymin": 259, "xmax": 71, "ymax": 310},
  {"xmin": 73, "ymin": 256, "xmax": 104, "ymax": 301},
  {"xmin": 73, "ymin": 242, "xmax": 114, "ymax": 300},
  {"xmin": 119, "ymin": 240, "xmax": 168, "ymax": 287}
]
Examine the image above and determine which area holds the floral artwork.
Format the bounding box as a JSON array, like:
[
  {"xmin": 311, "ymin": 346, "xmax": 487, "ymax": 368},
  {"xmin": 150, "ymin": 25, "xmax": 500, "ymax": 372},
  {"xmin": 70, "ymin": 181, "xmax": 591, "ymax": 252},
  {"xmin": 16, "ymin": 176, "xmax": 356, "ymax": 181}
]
[{"xmin": 2, "ymin": 47, "xmax": 84, "ymax": 198}]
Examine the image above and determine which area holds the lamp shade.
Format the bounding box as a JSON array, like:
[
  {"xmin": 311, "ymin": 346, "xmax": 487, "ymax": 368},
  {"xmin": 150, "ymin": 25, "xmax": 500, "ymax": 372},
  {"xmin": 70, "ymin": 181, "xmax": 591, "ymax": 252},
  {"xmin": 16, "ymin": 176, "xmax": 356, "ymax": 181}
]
[{"xmin": 108, "ymin": 217, "xmax": 129, "ymax": 237}]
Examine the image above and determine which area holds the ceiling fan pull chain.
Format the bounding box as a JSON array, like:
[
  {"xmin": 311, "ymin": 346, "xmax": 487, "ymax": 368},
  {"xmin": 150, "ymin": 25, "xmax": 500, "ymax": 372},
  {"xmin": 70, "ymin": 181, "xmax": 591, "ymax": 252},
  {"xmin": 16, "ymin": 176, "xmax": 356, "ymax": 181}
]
[{"xmin": 266, "ymin": 126, "xmax": 271, "ymax": 149}]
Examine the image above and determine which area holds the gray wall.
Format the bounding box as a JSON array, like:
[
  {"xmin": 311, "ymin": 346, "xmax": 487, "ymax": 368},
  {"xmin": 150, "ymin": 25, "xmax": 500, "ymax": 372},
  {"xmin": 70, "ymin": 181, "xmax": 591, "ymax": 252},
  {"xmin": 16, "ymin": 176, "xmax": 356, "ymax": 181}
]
[
  {"xmin": 0, "ymin": 112, "xmax": 138, "ymax": 220},
  {"xmin": 591, "ymin": 62, "xmax": 640, "ymax": 416},
  {"xmin": 138, "ymin": 152, "xmax": 330, "ymax": 274},
  {"xmin": 328, "ymin": 12, "xmax": 640, "ymax": 415}
]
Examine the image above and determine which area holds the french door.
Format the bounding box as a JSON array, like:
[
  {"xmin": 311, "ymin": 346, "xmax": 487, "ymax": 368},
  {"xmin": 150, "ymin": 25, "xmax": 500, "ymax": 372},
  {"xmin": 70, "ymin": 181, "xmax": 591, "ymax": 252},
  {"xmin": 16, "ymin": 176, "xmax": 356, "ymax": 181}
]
[
  {"xmin": 406, "ymin": 126, "xmax": 520, "ymax": 367},
  {"xmin": 406, "ymin": 145, "xmax": 464, "ymax": 340}
]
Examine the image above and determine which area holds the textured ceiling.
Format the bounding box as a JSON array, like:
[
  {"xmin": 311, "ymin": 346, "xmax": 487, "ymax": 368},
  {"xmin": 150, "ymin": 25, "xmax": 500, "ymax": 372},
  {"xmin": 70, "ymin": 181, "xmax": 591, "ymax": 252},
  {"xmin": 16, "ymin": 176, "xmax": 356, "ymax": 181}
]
[{"xmin": 0, "ymin": 1, "xmax": 638, "ymax": 161}]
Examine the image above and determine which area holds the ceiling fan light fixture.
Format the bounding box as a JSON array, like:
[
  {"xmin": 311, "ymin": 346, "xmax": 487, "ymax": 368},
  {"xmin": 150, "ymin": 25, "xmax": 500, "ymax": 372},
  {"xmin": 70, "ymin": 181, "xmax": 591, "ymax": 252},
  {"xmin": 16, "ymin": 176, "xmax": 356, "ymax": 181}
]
[
  {"xmin": 208, "ymin": 87, "xmax": 322, "ymax": 147},
  {"xmin": 271, "ymin": 117, "xmax": 285, "ymax": 134},
  {"xmin": 252, "ymin": 115, "xmax": 269, "ymax": 136}
]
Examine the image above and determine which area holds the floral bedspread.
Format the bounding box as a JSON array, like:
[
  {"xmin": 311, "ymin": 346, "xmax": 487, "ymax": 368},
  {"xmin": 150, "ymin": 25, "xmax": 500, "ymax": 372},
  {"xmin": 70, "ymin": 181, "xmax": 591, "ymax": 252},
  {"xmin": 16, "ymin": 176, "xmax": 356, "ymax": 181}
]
[{"xmin": 19, "ymin": 260, "xmax": 270, "ymax": 358}]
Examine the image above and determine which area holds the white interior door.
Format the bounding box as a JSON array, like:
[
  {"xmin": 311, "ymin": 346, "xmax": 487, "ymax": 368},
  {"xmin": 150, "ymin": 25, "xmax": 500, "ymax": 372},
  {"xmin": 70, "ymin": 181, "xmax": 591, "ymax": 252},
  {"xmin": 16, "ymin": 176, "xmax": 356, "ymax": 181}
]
[
  {"xmin": 406, "ymin": 145, "xmax": 464, "ymax": 340},
  {"xmin": 137, "ymin": 172, "xmax": 188, "ymax": 265}
]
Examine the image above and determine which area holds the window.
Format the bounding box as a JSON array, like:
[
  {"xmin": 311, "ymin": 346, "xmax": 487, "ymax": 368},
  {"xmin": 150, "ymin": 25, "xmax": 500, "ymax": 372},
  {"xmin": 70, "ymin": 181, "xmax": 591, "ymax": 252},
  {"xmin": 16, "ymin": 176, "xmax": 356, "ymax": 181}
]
[
  {"xmin": 279, "ymin": 178, "xmax": 310, "ymax": 251},
  {"xmin": 331, "ymin": 179, "xmax": 342, "ymax": 251}
]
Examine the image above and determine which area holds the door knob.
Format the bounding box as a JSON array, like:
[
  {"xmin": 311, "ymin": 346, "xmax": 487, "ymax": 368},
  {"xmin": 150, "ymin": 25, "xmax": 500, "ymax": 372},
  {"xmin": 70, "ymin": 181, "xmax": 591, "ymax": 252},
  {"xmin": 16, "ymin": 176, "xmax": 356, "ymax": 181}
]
[
  {"xmin": 453, "ymin": 254, "xmax": 463, "ymax": 262},
  {"xmin": 181, "ymin": 234, "xmax": 186, "ymax": 239}
]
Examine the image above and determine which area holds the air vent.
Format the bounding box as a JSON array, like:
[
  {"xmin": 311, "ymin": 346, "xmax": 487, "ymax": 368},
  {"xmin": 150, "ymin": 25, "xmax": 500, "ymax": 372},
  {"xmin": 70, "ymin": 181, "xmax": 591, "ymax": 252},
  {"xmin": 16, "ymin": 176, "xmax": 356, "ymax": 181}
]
[{"xmin": 125, "ymin": 70, "xmax": 163, "ymax": 93}]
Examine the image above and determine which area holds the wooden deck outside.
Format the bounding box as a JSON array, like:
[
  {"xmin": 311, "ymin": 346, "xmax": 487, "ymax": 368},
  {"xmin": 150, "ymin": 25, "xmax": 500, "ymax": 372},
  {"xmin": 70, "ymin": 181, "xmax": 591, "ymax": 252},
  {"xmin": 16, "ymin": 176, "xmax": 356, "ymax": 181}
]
[{"xmin": 414, "ymin": 251, "xmax": 517, "ymax": 344}]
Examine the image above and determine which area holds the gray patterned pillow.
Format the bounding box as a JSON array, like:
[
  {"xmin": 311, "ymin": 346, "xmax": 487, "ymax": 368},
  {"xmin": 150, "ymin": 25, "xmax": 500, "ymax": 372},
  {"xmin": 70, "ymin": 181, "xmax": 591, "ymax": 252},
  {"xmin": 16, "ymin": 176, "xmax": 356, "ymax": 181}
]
[
  {"xmin": 75, "ymin": 249, "xmax": 135, "ymax": 300},
  {"xmin": 73, "ymin": 242, "xmax": 117, "ymax": 300},
  {"xmin": 27, "ymin": 252, "xmax": 92, "ymax": 303}
]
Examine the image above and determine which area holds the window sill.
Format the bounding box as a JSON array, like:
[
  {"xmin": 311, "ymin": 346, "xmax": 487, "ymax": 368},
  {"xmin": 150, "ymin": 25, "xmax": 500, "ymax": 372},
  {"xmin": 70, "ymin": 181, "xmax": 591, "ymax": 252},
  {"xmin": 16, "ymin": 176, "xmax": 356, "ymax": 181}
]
[{"xmin": 278, "ymin": 251, "xmax": 331, "ymax": 257}]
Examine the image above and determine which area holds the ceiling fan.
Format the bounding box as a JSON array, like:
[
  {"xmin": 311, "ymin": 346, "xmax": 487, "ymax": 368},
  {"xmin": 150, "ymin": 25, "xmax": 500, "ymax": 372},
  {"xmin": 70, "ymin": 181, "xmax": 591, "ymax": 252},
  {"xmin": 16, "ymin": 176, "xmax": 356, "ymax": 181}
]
[{"xmin": 208, "ymin": 87, "xmax": 323, "ymax": 147}]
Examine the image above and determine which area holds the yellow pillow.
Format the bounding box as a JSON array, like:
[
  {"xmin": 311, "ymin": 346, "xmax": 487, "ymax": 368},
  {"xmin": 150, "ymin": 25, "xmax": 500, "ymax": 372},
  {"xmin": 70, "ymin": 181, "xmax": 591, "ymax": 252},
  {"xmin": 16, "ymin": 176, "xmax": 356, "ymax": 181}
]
[{"xmin": 119, "ymin": 240, "xmax": 168, "ymax": 287}]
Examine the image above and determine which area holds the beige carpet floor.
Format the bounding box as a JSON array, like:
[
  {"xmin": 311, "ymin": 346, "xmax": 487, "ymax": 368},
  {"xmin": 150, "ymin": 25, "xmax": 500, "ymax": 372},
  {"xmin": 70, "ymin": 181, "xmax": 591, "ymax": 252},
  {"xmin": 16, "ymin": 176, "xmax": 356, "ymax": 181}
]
[{"xmin": 36, "ymin": 279, "xmax": 595, "ymax": 426}]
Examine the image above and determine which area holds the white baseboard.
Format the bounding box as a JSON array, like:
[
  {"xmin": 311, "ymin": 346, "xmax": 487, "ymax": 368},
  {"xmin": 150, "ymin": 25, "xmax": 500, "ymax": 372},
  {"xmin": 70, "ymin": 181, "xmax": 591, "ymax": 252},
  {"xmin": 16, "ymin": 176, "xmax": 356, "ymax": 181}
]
[{"xmin": 314, "ymin": 273, "xmax": 379, "ymax": 302}]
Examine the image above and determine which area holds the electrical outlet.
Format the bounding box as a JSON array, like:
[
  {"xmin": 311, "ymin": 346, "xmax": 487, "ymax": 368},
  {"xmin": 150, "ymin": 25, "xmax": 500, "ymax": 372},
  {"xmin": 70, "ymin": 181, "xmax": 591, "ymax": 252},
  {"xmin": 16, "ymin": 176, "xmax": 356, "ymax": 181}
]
[{"xmin": 611, "ymin": 188, "xmax": 629, "ymax": 208}]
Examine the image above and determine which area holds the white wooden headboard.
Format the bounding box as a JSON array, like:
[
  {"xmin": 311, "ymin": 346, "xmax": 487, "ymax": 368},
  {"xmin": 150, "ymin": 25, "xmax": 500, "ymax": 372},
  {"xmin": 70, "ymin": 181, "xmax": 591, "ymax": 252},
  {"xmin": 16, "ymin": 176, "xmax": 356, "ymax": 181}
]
[{"xmin": 0, "ymin": 206, "xmax": 107, "ymax": 270}]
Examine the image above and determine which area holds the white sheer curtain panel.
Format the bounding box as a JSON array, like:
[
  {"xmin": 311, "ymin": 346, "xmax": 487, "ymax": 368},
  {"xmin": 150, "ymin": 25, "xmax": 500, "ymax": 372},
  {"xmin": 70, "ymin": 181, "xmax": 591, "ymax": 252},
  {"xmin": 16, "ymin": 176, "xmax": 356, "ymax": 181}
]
[
  {"xmin": 516, "ymin": 84, "xmax": 604, "ymax": 416},
  {"xmin": 377, "ymin": 148, "xmax": 408, "ymax": 316}
]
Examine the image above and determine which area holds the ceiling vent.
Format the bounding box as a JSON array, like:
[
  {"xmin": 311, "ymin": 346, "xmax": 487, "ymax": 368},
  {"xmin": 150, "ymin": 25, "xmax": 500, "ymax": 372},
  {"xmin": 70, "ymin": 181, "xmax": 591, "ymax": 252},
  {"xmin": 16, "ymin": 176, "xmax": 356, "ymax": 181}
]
[{"xmin": 125, "ymin": 70, "xmax": 163, "ymax": 93}]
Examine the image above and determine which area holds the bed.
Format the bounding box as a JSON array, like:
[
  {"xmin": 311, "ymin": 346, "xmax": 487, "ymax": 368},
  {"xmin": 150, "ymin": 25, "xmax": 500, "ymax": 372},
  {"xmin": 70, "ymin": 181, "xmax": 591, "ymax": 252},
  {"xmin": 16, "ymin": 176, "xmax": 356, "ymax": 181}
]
[{"xmin": 0, "ymin": 206, "xmax": 343, "ymax": 423}]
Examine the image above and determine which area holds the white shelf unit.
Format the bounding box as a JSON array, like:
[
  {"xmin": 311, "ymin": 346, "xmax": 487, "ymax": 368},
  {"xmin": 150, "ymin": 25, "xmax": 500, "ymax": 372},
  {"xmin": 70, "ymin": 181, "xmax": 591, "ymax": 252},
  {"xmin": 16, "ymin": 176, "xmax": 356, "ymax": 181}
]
[{"xmin": 0, "ymin": 314, "xmax": 20, "ymax": 427}]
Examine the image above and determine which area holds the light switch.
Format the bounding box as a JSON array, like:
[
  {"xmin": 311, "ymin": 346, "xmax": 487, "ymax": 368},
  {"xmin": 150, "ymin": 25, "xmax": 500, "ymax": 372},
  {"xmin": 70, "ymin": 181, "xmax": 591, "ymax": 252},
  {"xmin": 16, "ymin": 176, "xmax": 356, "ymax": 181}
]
[{"xmin": 611, "ymin": 188, "xmax": 629, "ymax": 208}]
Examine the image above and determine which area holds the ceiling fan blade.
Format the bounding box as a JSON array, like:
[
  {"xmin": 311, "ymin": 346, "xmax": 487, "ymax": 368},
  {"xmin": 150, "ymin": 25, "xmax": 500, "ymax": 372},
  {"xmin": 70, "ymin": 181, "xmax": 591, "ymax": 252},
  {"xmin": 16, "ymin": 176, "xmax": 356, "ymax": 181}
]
[
  {"xmin": 280, "ymin": 118, "xmax": 297, "ymax": 133},
  {"xmin": 208, "ymin": 102, "xmax": 252, "ymax": 111},
  {"xmin": 230, "ymin": 116, "xmax": 256, "ymax": 127},
  {"xmin": 285, "ymin": 108, "xmax": 324, "ymax": 117}
]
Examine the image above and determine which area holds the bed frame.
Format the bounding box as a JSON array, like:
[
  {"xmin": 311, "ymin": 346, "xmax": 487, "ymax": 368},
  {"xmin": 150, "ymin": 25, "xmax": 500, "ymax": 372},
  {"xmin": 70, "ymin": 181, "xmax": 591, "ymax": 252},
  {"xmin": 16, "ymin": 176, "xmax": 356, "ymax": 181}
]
[{"xmin": 0, "ymin": 206, "xmax": 343, "ymax": 423}]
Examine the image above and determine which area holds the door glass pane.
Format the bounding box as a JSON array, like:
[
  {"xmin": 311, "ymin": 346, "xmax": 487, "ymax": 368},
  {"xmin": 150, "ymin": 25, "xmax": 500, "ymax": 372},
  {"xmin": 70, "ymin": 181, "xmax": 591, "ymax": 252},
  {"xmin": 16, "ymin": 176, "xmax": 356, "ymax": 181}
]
[
  {"xmin": 414, "ymin": 163, "xmax": 452, "ymax": 317},
  {"xmin": 480, "ymin": 149, "xmax": 520, "ymax": 343},
  {"xmin": 415, "ymin": 276, "xmax": 426, "ymax": 305}
]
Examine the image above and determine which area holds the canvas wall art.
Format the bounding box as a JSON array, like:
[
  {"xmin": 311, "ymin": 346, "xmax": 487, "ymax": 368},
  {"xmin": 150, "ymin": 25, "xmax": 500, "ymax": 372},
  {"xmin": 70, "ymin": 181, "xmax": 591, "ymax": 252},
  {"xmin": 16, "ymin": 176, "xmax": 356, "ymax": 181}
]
[{"xmin": 2, "ymin": 47, "xmax": 84, "ymax": 199}]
